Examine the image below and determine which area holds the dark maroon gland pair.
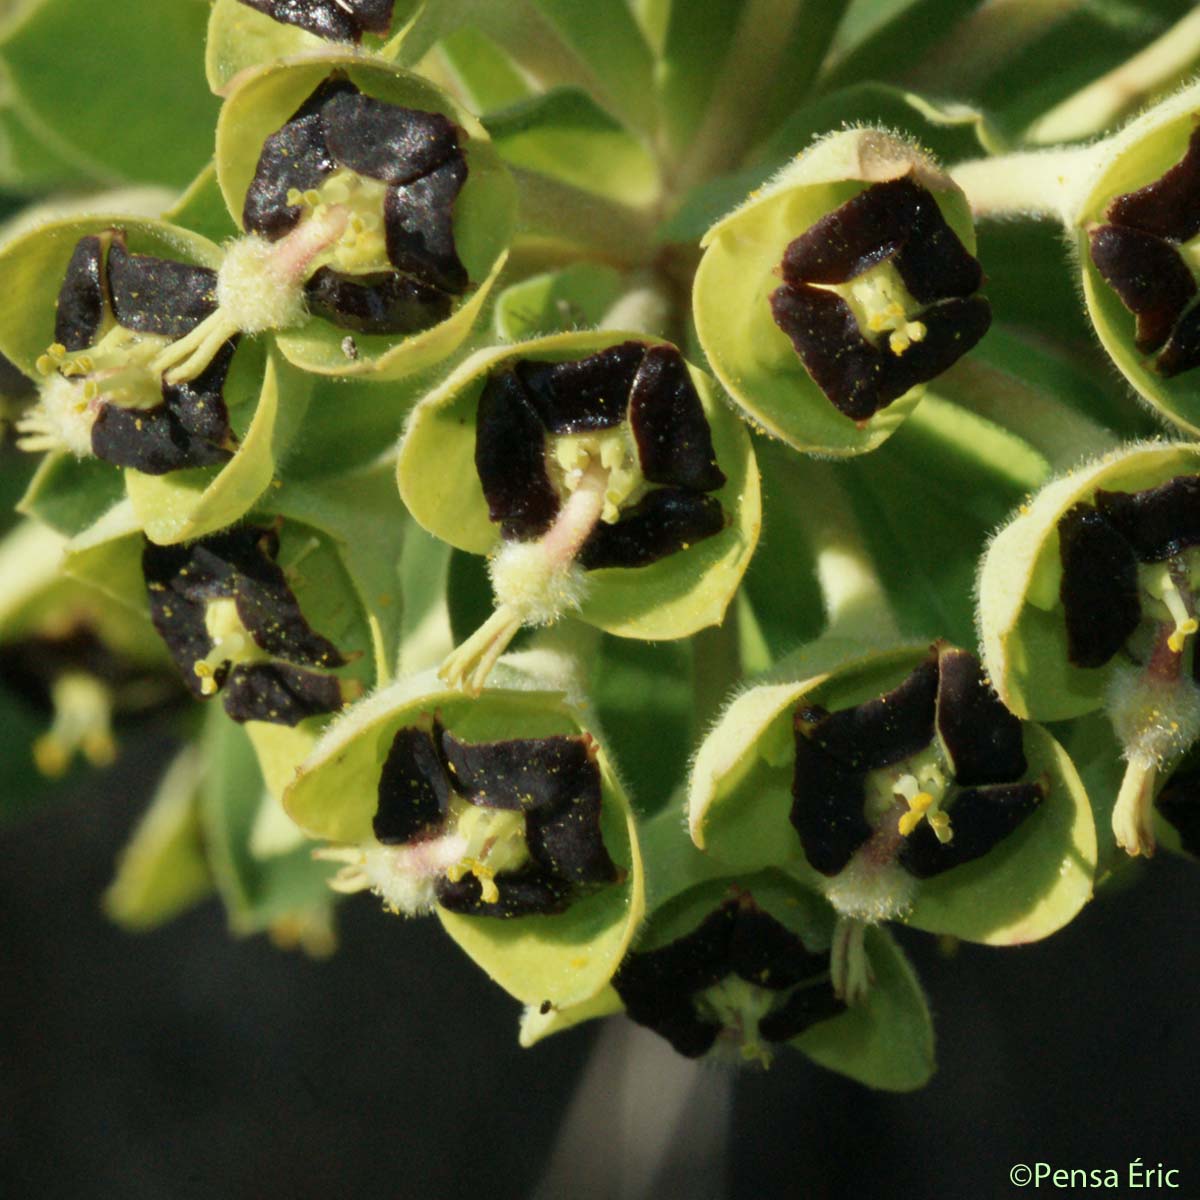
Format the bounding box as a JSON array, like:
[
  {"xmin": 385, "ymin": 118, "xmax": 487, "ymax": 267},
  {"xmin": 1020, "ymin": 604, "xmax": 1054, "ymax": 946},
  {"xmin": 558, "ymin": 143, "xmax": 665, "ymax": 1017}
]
[
  {"xmin": 792, "ymin": 644, "xmax": 1042, "ymax": 879},
  {"xmin": 770, "ymin": 175, "xmax": 992, "ymax": 422},
  {"xmin": 372, "ymin": 721, "xmax": 620, "ymax": 917},
  {"xmin": 1090, "ymin": 127, "xmax": 1200, "ymax": 378},
  {"xmin": 613, "ymin": 891, "xmax": 845, "ymax": 1058},
  {"xmin": 143, "ymin": 524, "xmax": 351, "ymax": 726},
  {"xmin": 1058, "ymin": 475, "xmax": 1200, "ymax": 671},
  {"xmin": 54, "ymin": 231, "xmax": 237, "ymax": 473},
  {"xmin": 476, "ymin": 341, "xmax": 728, "ymax": 567},
  {"xmin": 240, "ymin": 0, "xmax": 395, "ymax": 43},
  {"xmin": 243, "ymin": 73, "xmax": 470, "ymax": 335}
]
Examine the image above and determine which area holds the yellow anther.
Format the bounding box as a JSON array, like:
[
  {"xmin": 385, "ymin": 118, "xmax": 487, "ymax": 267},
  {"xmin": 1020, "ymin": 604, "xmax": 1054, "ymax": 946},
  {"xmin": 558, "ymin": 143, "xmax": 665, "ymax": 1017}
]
[
  {"xmin": 928, "ymin": 811, "xmax": 954, "ymax": 844},
  {"xmin": 894, "ymin": 773, "xmax": 953, "ymax": 842},
  {"xmin": 286, "ymin": 187, "xmax": 304, "ymax": 205},
  {"xmin": 445, "ymin": 857, "xmax": 500, "ymax": 902},
  {"xmin": 32, "ymin": 673, "xmax": 117, "ymax": 776},
  {"xmin": 33, "ymin": 734, "xmax": 71, "ymax": 778},
  {"xmin": 192, "ymin": 661, "xmax": 220, "ymax": 696}
]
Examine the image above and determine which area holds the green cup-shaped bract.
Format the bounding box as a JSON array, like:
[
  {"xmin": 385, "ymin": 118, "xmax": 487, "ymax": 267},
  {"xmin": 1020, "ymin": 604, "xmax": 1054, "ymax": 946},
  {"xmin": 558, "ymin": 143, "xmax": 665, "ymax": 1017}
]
[
  {"xmin": 524, "ymin": 868, "xmax": 934, "ymax": 1090},
  {"xmin": 978, "ymin": 441, "xmax": 1200, "ymax": 722},
  {"xmin": 0, "ymin": 215, "xmax": 310, "ymax": 544},
  {"xmin": 56, "ymin": 493, "xmax": 380, "ymax": 802},
  {"xmin": 1072, "ymin": 80, "xmax": 1200, "ymax": 435},
  {"xmin": 398, "ymin": 330, "xmax": 761, "ymax": 642},
  {"xmin": 284, "ymin": 665, "xmax": 645, "ymax": 1009},
  {"xmin": 694, "ymin": 129, "xmax": 985, "ymax": 457},
  {"xmin": 688, "ymin": 643, "xmax": 1095, "ymax": 946},
  {"xmin": 215, "ymin": 54, "xmax": 516, "ymax": 380},
  {"xmin": 205, "ymin": 0, "xmax": 419, "ymax": 95}
]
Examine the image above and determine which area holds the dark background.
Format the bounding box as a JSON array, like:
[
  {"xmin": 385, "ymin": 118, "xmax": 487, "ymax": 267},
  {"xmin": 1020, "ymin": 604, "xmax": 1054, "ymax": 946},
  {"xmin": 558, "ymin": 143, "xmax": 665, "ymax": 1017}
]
[{"xmin": 2, "ymin": 732, "xmax": 1197, "ymax": 1200}]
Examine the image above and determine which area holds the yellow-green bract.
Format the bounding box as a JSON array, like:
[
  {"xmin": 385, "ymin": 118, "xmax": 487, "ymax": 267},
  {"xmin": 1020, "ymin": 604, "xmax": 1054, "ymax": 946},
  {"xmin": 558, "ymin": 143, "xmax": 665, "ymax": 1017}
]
[
  {"xmin": 284, "ymin": 665, "xmax": 646, "ymax": 1008},
  {"xmin": 694, "ymin": 128, "xmax": 981, "ymax": 457},
  {"xmin": 397, "ymin": 329, "xmax": 761, "ymax": 640},
  {"xmin": 689, "ymin": 643, "xmax": 1095, "ymax": 945}
]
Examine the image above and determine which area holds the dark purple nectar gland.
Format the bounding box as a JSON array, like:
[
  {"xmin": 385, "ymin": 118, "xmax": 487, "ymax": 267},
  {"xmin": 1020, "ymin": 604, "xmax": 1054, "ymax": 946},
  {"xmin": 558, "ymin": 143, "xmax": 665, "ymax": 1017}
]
[
  {"xmin": 151, "ymin": 75, "xmax": 469, "ymax": 384},
  {"xmin": 1056, "ymin": 474, "xmax": 1200, "ymax": 855},
  {"xmin": 142, "ymin": 523, "xmax": 360, "ymax": 726},
  {"xmin": 238, "ymin": 0, "xmax": 396, "ymax": 43},
  {"xmin": 15, "ymin": 231, "xmax": 239, "ymax": 473},
  {"xmin": 319, "ymin": 719, "xmax": 619, "ymax": 918},
  {"xmin": 612, "ymin": 890, "xmax": 844, "ymax": 1066},
  {"xmin": 443, "ymin": 342, "xmax": 726, "ymax": 694},
  {"xmin": 769, "ymin": 175, "xmax": 991, "ymax": 423},
  {"xmin": 791, "ymin": 643, "xmax": 1041, "ymax": 986},
  {"xmin": 0, "ymin": 625, "xmax": 183, "ymax": 777},
  {"xmin": 1088, "ymin": 125, "xmax": 1200, "ymax": 377}
]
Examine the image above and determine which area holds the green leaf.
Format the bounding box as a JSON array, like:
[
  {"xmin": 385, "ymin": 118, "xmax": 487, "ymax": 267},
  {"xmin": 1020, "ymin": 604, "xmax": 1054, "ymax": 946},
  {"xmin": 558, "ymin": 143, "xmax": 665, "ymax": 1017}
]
[
  {"xmin": 981, "ymin": 1, "xmax": 1192, "ymax": 139},
  {"xmin": 18, "ymin": 452, "xmax": 126, "ymax": 537},
  {"xmin": 484, "ymin": 87, "xmax": 659, "ymax": 208},
  {"xmin": 433, "ymin": 25, "xmax": 537, "ymax": 113},
  {"xmin": 590, "ymin": 633, "xmax": 693, "ymax": 815},
  {"xmin": 799, "ymin": 924, "xmax": 934, "ymax": 1091},
  {"xmin": 60, "ymin": 499, "xmax": 147, "ymax": 614},
  {"xmin": 163, "ymin": 162, "xmax": 240, "ymax": 245},
  {"xmin": 740, "ymin": 438, "xmax": 841, "ymax": 664},
  {"xmin": 397, "ymin": 520, "xmax": 454, "ymax": 676},
  {"xmin": 446, "ymin": 546, "xmax": 494, "ymax": 649},
  {"xmin": 492, "ymin": 262, "xmax": 625, "ymax": 342},
  {"xmin": 103, "ymin": 744, "xmax": 214, "ymax": 930},
  {"xmin": 1, "ymin": 0, "xmax": 219, "ymax": 189},
  {"xmin": 270, "ymin": 461, "xmax": 407, "ymax": 685},
  {"xmin": 201, "ymin": 706, "xmax": 337, "ymax": 935},
  {"xmin": 817, "ymin": 0, "xmax": 979, "ymax": 94},
  {"xmin": 937, "ymin": 323, "xmax": 1148, "ymax": 466},
  {"xmin": 655, "ymin": 0, "xmax": 743, "ymax": 157},
  {"xmin": 524, "ymin": 0, "xmax": 657, "ymax": 143},
  {"xmin": 842, "ymin": 394, "xmax": 1050, "ymax": 647},
  {"xmin": 275, "ymin": 372, "xmax": 419, "ymax": 481}
]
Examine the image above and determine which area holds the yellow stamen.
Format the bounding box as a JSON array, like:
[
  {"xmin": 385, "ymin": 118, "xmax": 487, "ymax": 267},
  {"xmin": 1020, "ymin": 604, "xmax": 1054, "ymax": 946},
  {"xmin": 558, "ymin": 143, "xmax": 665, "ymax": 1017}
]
[
  {"xmin": 894, "ymin": 772, "xmax": 954, "ymax": 843},
  {"xmin": 31, "ymin": 672, "xmax": 117, "ymax": 777},
  {"xmin": 1146, "ymin": 565, "xmax": 1198, "ymax": 653}
]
